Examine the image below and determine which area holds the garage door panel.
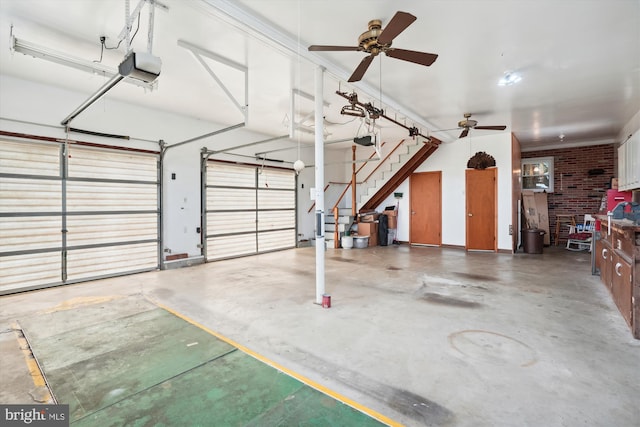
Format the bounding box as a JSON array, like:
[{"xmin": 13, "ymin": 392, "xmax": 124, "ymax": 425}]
[
  {"xmin": 68, "ymin": 147, "xmax": 157, "ymax": 181},
  {"xmin": 258, "ymin": 230, "xmax": 295, "ymax": 252},
  {"xmin": 66, "ymin": 243, "xmax": 158, "ymax": 281},
  {"xmin": 0, "ymin": 141, "xmax": 60, "ymax": 176},
  {"xmin": 206, "ymin": 234, "xmax": 256, "ymax": 260},
  {"xmin": 207, "ymin": 164, "xmax": 255, "ymax": 187},
  {"xmin": 205, "ymin": 161, "xmax": 295, "ymax": 261},
  {"xmin": 258, "ymin": 170, "xmax": 294, "ymax": 189},
  {"xmin": 257, "ymin": 210, "xmax": 294, "ymax": 232},
  {"xmin": 67, "ymin": 182, "xmax": 157, "ymax": 212},
  {"xmin": 0, "ymin": 178, "xmax": 62, "ymax": 213},
  {"xmin": 0, "ymin": 216, "xmax": 61, "ymax": 252},
  {"xmin": 258, "ymin": 190, "xmax": 295, "ymax": 209},
  {"xmin": 0, "ymin": 138, "xmax": 159, "ymax": 294},
  {"xmin": 207, "ymin": 188, "xmax": 256, "ymax": 210},
  {"xmin": 0, "ymin": 252, "xmax": 61, "ymax": 292},
  {"xmin": 206, "ymin": 212, "xmax": 255, "ymax": 234},
  {"xmin": 67, "ymin": 214, "xmax": 157, "ymax": 247}
]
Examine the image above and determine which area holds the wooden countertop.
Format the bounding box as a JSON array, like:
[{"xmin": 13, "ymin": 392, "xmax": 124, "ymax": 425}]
[{"xmin": 593, "ymin": 214, "xmax": 640, "ymax": 231}]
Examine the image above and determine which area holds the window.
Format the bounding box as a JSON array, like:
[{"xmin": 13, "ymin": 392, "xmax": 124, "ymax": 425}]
[{"xmin": 521, "ymin": 157, "xmax": 554, "ymax": 192}]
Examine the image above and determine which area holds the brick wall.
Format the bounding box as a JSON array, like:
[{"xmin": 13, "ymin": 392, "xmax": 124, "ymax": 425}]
[{"xmin": 522, "ymin": 144, "xmax": 616, "ymax": 244}]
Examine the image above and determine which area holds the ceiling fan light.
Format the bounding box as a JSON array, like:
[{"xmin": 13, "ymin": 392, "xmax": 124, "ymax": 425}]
[{"xmin": 498, "ymin": 71, "xmax": 522, "ymax": 86}]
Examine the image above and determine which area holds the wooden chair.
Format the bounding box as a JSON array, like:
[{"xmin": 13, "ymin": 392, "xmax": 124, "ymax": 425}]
[{"xmin": 566, "ymin": 214, "xmax": 595, "ymax": 251}]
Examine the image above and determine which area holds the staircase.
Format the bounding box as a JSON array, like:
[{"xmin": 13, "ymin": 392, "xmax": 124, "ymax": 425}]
[
  {"xmin": 360, "ymin": 140, "xmax": 440, "ymax": 212},
  {"xmin": 311, "ymin": 136, "xmax": 442, "ymax": 248},
  {"xmin": 357, "ymin": 138, "xmax": 423, "ymax": 209},
  {"xmin": 324, "ymin": 208, "xmax": 355, "ymax": 249}
]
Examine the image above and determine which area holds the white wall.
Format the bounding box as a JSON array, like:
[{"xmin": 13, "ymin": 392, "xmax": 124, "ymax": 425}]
[{"xmin": 375, "ymin": 133, "xmax": 514, "ymax": 250}]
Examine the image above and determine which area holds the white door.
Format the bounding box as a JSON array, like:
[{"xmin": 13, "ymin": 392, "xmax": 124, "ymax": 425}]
[
  {"xmin": 0, "ymin": 138, "xmax": 160, "ymax": 294},
  {"xmin": 204, "ymin": 161, "xmax": 295, "ymax": 261}
]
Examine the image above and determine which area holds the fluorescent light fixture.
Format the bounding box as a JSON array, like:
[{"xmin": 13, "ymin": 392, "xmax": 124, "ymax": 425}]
[
  {"xmin": 11, "ymin": 36, "xmax": 153, "ymax": 89},
  {"xmin": 498, "ymin": 71, "xmax": 522, "ymax": 86}
]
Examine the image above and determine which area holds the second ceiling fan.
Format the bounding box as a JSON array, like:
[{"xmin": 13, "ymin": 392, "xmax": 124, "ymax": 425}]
[
  {"xmin": 308, "ymin": 11, "xmax": 438, "ymax": 82},
  {"xmin": 456, "ymin": 113, "xmax": 507, "ymax": 139}
]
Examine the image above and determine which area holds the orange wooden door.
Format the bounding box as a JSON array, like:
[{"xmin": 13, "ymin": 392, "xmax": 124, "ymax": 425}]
[
  {"xmin": 410, "ymin": 171, "xmax": 441, "ymax": 245},
  {"xmin": 466, "ymin": 168, "xmax": 497, "ymax": 251}
]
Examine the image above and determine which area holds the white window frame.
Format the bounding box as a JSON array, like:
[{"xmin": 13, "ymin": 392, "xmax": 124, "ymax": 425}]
[{"xmin": 521, "ymin": 156, "xmax": 554, "ymax": 192}]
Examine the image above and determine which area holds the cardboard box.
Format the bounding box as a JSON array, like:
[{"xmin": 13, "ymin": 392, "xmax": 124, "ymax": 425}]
[
  {"xmin": 357, "ymin": 222, "xmax": 378, "ymax": 246},
  {"xmin": 386, "ymin": 215, "xmax": 397, "ymax": 229},
  {"xmin": 383, "ymin": 209, "xmax": 397, "ymax": 229},
  {"xmin": 359, "ymin": 211, "xmax": 380, "ymax": 222}
]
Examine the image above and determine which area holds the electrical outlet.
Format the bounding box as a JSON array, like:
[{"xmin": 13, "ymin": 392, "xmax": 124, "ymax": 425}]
[{"xmin": 509, "ymin": 224, "xmax": 513, "ymax": 235}]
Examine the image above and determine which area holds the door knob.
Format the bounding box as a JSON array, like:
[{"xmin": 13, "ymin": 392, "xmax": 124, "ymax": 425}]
[
  {"xmin": 411, "ymin": 211, "xmax": 416, "ymax": 215},
  {"xmin": 468, "ymin": 213, "xmax": 473, "ymax": 217}
]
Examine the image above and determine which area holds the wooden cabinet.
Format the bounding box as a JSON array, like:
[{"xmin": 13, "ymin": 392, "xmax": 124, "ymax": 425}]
[
  {"xmin": 596, "ymin": 217, "xmax": 639, "ymax": 339},
  {"xmin": 596, "ymin": 237, "xmax": 612, "ymax": 291},
  {"xmin": 611, "ymin": 251, "xmax": 633, "ymax": 325}
]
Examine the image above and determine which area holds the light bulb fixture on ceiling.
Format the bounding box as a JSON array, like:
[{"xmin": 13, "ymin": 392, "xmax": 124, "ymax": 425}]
[
  {"xmin": 498, "ymin": 71, "xmax": 522, "ymax": 86},
  {"xmin": 293, "ymin": 159, "xmax": 305, "ymax": 174}
]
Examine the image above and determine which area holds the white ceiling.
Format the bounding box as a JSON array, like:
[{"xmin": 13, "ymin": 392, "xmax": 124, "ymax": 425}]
[{"xmin": 1, "ymin": 0, "xmax": 639, "ymax": 153}]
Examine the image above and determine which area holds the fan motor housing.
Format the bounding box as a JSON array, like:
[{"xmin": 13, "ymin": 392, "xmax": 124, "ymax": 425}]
[
  {"xmin": 459, "ymin": 119, "xmax": 478, "ymax": 128},
  {"xmin": 358, "ymin": 19, "xmax": 386, "ymax": 51}
]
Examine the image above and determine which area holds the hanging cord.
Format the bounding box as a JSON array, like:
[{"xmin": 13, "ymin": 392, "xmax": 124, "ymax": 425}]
[{"xmin": 94, "ymin": 12, "xmax": 141, "ymax": 63}]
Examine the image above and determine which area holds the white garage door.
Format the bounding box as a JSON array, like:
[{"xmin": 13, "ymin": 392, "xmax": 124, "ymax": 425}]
[
  {"xmin": 0, "ymin": 138, "xmax": 159, "ymax": 294},
  {"xmin": 204, "ymin": 160, "xmax": 296, "ymax": 261}
]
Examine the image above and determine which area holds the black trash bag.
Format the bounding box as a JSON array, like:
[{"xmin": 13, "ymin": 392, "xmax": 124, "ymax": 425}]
[{"xmin": 378, "ymin": 214, "xmax": 388, "ymax": 246}]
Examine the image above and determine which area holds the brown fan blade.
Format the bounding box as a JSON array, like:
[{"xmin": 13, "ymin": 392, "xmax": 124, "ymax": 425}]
[
  {"xmin": 378, "ymin": 11, "xmax": 416, "ymax": 45},
  {"xmin": 308, "ymin": 45, "xmax": 361, "ymax": 51},
  {"xmin": 474, "ymin": 125, "xmax": 507, "ymax": 131},
  {"xmin": 459, "ymin": 128, "xmax": 470, "ymax": 138},
  {"xmin": 348, "ymin": 54, "xmax": 374, "ymax": 82},
  {"xmin": 385, "ymin": 48, "xmax": 438, "ymax": 67}
]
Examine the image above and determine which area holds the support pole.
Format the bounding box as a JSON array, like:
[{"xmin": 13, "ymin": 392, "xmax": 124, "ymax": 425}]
[
  {"xmin": 351, "ymin": 145, "xmax": 357, "ymax": 217},
  {"xmin": 314, "ymin": 66, "xmax": 325, "ymax": 305}
]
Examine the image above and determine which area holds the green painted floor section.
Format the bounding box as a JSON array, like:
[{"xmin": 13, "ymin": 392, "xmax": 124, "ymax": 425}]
[{"xmin": 19, "ymin": 296, "xmax": 386, "ymax": 426}]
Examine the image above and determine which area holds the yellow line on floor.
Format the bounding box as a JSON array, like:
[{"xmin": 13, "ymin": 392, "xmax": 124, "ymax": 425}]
[
  {"xmin": 12, "ymin": 321, "xmax": 52, "ymax": 401},
  {"xmin": 152, "ymin": 300, "xmax": 403, "ymax": 427}
]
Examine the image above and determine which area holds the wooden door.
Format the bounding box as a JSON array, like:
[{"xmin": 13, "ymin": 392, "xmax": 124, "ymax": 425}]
[
  {"xmin": 466, "ymin": 168, "xmax": 497, "ymax": 251},
  {"xmin": 410, "ymin": 171, "xmax": 441, "ymax": 245}
]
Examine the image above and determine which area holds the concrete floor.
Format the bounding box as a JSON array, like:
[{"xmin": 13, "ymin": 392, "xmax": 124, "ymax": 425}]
[{"xmin": 1, "ymin": 245, "xmax": 639, "ymax": 426}]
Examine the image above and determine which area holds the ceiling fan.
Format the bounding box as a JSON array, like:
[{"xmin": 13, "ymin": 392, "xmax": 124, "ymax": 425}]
[
  {"xmin": 308, "ymin": 11, "xmax": 438, "ymax": 82},
  {"xmin": 454, "ymin": 113, "xmax": 507, "ymax": 138}
]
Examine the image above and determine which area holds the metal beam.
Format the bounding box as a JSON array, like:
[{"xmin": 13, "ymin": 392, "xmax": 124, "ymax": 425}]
[
  {"xmin": 166, "ymin": 122, "xmax": 245, "ymax": 151},
  {"xmin": 208, "ymin": 134, "xmax": 289, "ymax": 155},
  {"xmin": 61, "ymin": 74, "xmax": 124, "ymax": 126},
  {"xmin": 178, "ymin": 39, "xmax": 248, "ymax": 121}
]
